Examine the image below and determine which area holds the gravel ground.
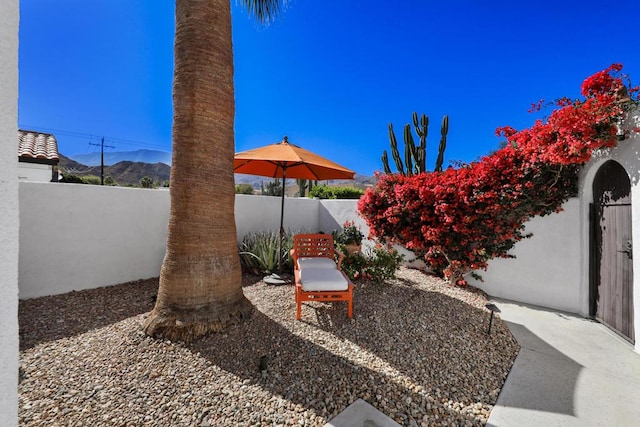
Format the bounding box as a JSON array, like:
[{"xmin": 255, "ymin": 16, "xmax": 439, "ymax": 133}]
[{"xmin": 19, "ymin": 267, "xmax": 519, "ymax": 427}]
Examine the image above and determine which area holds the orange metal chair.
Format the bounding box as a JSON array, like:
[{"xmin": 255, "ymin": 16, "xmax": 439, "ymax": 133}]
[{"xmin": 291, "ymin": 234, "xmax": 353, "ymax": 320}]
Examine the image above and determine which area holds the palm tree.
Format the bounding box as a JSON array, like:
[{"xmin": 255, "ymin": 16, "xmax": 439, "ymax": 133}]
[{"xmin": 143, "ymin": 0, "xmax": 284, "ymax": 342}]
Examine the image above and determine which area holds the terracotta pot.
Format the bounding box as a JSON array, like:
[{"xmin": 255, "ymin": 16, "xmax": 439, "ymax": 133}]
[{"xmin": 344, "ymin": 242, "xmax": 362, "ymax": 254}]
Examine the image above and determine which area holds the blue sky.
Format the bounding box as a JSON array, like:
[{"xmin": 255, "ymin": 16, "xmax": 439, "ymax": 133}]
[{"xmin": 18, "ymin": 0, "xmax": 640, "ymax": 176}]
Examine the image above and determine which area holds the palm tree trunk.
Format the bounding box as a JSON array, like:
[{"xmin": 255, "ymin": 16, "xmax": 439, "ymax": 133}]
[{"xmin": 144, "ymin": 0, "xmax": 252, "ymax": 342}]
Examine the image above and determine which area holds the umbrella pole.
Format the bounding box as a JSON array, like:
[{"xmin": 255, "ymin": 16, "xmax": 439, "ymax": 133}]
[{"xmin": 278, "ymin": 168, "xmax": 286, "ymax": 273}]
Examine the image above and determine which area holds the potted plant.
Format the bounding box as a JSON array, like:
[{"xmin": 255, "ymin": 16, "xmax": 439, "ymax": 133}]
[{"xmin": 336, "ymin": 221, "xmax": 364, "ymax": 254}]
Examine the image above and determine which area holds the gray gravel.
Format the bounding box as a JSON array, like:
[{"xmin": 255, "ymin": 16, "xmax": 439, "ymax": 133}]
[{"xmin": 19, "ymin": 267, "xmax": 519, "ymax": 427}]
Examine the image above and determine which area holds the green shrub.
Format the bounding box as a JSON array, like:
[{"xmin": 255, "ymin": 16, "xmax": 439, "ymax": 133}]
[
  {"xmin": 81, "ymin": 175, "xmax": 102, "ymax": 185},
  {"xmin": 235, "ymin": 183, "xmax": 254, "ymax": 194},
  {"xmin": 308, "ymin": 184, "xmax": 333, "ymax": 199},
  {"xmin": 309, "ymin": 184, "xmax": 364, "ymax": 199},
  {"xmin": 340, "ymin": 245, "xmax": 404, "ymax": 285},
  {"xmin": 363, "ymin": 246, "xmax": 405, "ymax": 284},
  {"xmin": 340, "ymin": 251, "xmax": 368, "ymax": 281},
  {"xmin": 60, "ymin": 173, "xmax": 85, "ymax": 184},
  {"xmin": 333, "ymin": 186, "xmax": 365, "ymax": 199},
  {"xmin": 238, "ymin": 231, "xmax": 293, "ymax": 274},
  {"xmin": 140, "ymin": 176, "xmax": 155, "ymax": 188},
  {"xmin": 333, "ymin": 221, "xmax": 364, "ymax": 245}
]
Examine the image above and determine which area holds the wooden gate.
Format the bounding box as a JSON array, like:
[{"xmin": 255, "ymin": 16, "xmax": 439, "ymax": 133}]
[{"xmin": 590, "ymin": 160, "xmax": 634, "ymax": 343}]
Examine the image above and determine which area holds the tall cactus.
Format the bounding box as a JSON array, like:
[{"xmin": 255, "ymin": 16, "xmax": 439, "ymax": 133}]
[
  {"xmin": 381, "ymin": 112, "xmax": 449, "ymax": 175},
  {"xmin": 385, "ymin": 124, "xmax": 405, "ymax": 175},
  {"xmin": 404, "ymin": 125, "xmax": 414, "ymax": 177},
  {"xmin": 262, "ymin": 177, "xmax": 282, "ymax": 196},
  {"xmin": 381, "ymin": 151, "xmax": 392, "ymax": 174},
  {"xmin": 295, "ymin": 179, "xmax": 316, "ymax": 197},
  {"xmin": 412, "ymin": 112, "xmax": 428, "ymax": 173},
  {"xmin": 296, "ymin": 178, "xmax": 308, "ymax": 197},
  {"xmin": 434, "ymin": 115, "xmax": 448, "ymax": 172}
]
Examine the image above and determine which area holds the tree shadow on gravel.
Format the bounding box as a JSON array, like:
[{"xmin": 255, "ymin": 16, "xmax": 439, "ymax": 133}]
[
  {"xmin": 186, "ymin": 270, "xmax": 518, "ymax": 426},
  {"xmin": 18, "ymin": 271, "xmax": 518, "ymax": 426},
  {"xmin": 19, "ymin": 278, "xmax": 158, "ymax": 351},
  {"xmin": 189, "ymin": 308, "xmax": 484, "ymax": 426},
  {"xmin": 323, "ymin": 278, "xmax": 519, "ymax": 402}
]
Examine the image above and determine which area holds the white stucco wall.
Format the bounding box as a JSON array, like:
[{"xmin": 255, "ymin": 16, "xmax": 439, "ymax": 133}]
[
  {"xmin": 318, "ymin": 199, "xmax": 374, "ymax": 251},
  {"xmin": 235, "ymin": 194, "xmax": 322, "ymax": 240},
  {"xmin": 468, "ymin": 199, "xmax": 584, "ymax": 314},
  {"xmin": 469, "ymin": 112, "xmax": 640, "ymax": 351},
  {"xmin": 0, "ymin": 0, "xmax": 20, "ymax": 424},
  {"xmin": 18, "ymin": 162, "xmax": 53, "ymax": 182},
  {"xmin": 19, "ymin": 186, "xmax": 363, "ymax": 299},
  {"xmin": 19, "ymin": 183, "xmax": 171, "ymax": 299},
  {"xmin": 318, "ymin": 199, "xmax": 365, "ymax": 233}
]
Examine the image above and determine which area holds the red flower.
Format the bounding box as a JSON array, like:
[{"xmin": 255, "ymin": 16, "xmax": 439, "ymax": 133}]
[{"xmin": 359, "ymin": 64, "xmax": 638, "ymax": 284}]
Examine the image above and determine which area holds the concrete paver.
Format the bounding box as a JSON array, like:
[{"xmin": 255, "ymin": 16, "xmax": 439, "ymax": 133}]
[
  {"xmin": 487, "ymin": 299, "xmax": 640, "ymax": 427},
  {"xmin": 324, "ymin": 399, "xmax": 401, "ymax": 427}
]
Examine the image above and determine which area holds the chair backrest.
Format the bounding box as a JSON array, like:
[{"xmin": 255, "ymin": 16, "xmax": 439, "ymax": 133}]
[{"xmin": 292, "ymin": 233, "xmax": 336, "ymax": 261}]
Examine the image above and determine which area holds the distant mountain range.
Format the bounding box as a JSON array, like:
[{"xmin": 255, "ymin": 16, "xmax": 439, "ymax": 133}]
[
  {"xmin": 59, "ymin": 154, "xmax": 171, "ymax": 186},
  {"xmin": 68, "ymin": 149, "xmax": 172, "ymax": 166},
  {"xmin": 60, "ymin": 151, "xmax": 376, "ymax": 189}
]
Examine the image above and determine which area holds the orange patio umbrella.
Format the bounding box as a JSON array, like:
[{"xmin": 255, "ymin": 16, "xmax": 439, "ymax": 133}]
[{"xmin": 234, "ymin": 136, "xmax": 355, "ymax": 273}]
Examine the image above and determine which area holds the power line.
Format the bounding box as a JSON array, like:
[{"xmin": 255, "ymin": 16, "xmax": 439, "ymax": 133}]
[
  {"xmin": 18, "ymin": 124, "xmax": 171, "ymax": 151},
  {"xmin": 89, "ymin": 137, "xmax": 116, "ymax": 185}
]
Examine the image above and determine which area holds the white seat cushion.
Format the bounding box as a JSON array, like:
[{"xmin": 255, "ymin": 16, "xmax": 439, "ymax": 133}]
[
  {"xmin": 297, "ymin": 257, "xmax": 337, "ymax": 270},
  {"xmin": 300, "ymin": 268, "xmax": 349, "ymax": 292}
]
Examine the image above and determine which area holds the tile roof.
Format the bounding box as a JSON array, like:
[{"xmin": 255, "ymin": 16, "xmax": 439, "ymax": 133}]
[{"xmin": 18, "ymin": 129, "xmax": 59, "ymax": 164}]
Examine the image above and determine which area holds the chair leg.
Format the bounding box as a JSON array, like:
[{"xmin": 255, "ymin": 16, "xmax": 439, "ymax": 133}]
[{"xmin": 296, "ymin": 288, "xmax": 302, "ymax": 320}]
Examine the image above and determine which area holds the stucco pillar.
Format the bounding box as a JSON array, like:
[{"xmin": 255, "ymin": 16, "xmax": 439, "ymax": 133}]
[{"xmin": 0, "ymin": 0, "xmax": 20, "ymax": 425}]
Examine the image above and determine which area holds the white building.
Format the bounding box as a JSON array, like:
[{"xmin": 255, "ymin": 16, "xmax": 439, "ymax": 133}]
[{"xmin": 18, "ymin": 129, "xmax": 60, "ymax": 182}]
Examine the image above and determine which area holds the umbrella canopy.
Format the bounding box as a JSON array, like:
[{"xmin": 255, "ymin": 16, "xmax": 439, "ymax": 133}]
[
  {"xmin": 234, "ymin": 136, "xmax": 355, "ymax": 273},
  {"xmin": 234, "ymin": 136, "xmax": 355, "ymax": 181}
]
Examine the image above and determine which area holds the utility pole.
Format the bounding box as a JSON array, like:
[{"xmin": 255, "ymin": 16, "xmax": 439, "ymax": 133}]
[{"xmin": 89, "ymin": 137, "xmax": 115, "ymax": 185}]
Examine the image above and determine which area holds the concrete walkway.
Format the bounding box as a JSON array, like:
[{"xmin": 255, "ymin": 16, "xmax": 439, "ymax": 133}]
[
  {"xmin": 324, "ymin": 399, "xmax": 400, "ymax": 427},
  {"xmin": 324, "ymin": 299, "xmax": 640, "ymax": 427},
  {"xmin": 487, "ymin": 299, "xmax": 640, "ymax": 427}
]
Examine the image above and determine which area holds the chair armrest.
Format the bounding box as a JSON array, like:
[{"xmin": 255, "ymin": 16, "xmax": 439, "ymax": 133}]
[
  {"xmin": 335, "ymin": 248, "xmax": 345, "ymax": 270},
  {"xmin": 290, "ymin": 249, "xmax": 298, "ymax": 270}
]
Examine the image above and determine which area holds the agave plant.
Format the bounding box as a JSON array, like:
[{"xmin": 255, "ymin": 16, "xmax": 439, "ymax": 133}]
[{"xmin": 238, "ymin": 231, "xmax": 294, "ymax": 274}]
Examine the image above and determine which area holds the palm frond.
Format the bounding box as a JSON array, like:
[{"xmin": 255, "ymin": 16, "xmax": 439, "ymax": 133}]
[{"xmin": 238, "ymin": 0, "xmax": 286, "ymax": 23}]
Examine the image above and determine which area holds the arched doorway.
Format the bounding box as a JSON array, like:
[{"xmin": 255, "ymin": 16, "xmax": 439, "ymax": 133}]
[{"xmin": 590, "ymin": 160, "xmax": 634, "ymax": 343}]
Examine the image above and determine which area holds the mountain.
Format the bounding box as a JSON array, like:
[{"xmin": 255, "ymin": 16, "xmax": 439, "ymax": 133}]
[
  {"xmin": 59, "ymin": 154, "xmax": 376, "ymax": 189},
  {"xmin": 235, "ymin": 173, "xmax": 377, "ymax": 193},
  {"xmin": 104, "ymin": 161, "xmax": 171, "ymax": 185},
  {"xmin": 59, "ymin": 154, "xmax": 171, "ymax": 186},
  {"xmin": 68, "ymin": 149, "xmax": 172, "ymax": 166}
]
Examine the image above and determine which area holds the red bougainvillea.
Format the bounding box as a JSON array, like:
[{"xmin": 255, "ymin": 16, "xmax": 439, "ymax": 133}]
[{"xmin": 359, "ymin": 64, "xmax": 639, "ymax": 285}]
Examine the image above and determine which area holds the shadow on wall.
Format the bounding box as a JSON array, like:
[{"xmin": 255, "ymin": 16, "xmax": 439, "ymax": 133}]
[
  {"xmin": 317, "ymin": 200, "xmax": 378, "ymax": 252},
  {"xmin": 317, "ymin": 202, "xmax": 341, "ymax": 234}
]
